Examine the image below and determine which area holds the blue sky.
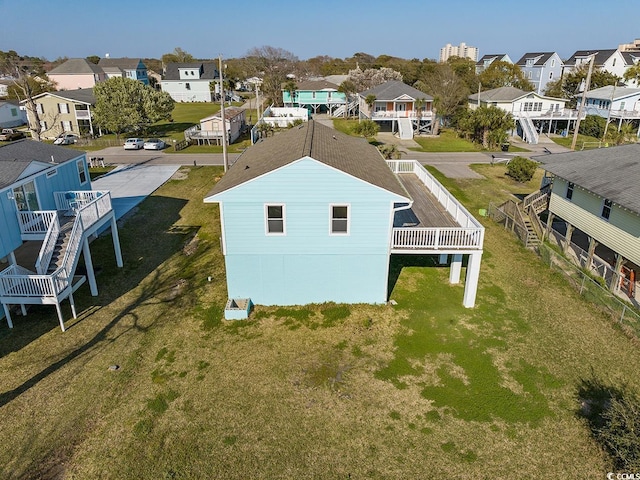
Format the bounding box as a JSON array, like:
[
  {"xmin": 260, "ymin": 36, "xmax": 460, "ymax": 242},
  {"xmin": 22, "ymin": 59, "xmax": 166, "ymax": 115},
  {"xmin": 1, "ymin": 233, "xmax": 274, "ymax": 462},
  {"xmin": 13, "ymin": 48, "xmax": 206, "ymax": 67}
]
[{"xmin": 2, "ymin": 0, "xmax": 638, "ymax": 62}]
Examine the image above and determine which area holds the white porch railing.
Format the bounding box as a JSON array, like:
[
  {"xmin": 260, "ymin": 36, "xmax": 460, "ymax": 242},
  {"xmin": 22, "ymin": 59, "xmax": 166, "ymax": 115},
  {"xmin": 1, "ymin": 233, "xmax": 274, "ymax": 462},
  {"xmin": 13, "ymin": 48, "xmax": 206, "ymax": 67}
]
[
  {"xmin": 0, "ymin": 264, "xmax": 59, "ymax": 298},
  {"xmin": 387, "ymin": 160, "xmax": 484, "ymax": 251},
  {"xmin": 17, "ymin": 210, "xmax": 57, "ymax": 236},
  {"xmin": 35, "ymin": 215, "xmax": 60, "ymax": 274},
  {"xmin": 393, "ymin": 227, "xmax": 484, "ymax": 249},
  {"xmin": 372, "ymin": 111, "xmax": 434, "ymax": 120},
  {"xmin": 4, "ymin": 191, "xmax": 113, "ymax": 299}
]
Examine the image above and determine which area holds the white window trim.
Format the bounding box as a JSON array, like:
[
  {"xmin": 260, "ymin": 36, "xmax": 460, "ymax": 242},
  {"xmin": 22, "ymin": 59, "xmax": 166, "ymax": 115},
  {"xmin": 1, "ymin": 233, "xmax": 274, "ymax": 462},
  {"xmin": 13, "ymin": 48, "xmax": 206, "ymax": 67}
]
[
  {"xmin": 264, "ymin": 203, "xmax": 286, "ymax": 236},
  {"xmin": 601, "ymin": 199, "xmax": 613, "ymax": 220},
  {"xmin": 77, "ymin": 159, "xmax": 88, "ymax": 185},
  {"xmin": 329, "ymin": 203, "xmax": 350, "ymax": 236}
]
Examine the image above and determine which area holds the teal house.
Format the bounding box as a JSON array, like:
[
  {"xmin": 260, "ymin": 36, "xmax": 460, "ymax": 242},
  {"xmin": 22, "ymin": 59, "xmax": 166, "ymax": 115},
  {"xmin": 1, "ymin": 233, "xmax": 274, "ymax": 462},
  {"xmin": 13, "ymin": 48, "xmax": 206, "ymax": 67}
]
[
  {"xmin": 205, "ymin": 121, "xmax": 484, "ymax": 311},
  {"xmin": 282, "ymin": 79, "xmax": 347, "ymax": 116},
  {"xmin": 0, "ymin": 140, "xmax": 122, "ymax": 330}
]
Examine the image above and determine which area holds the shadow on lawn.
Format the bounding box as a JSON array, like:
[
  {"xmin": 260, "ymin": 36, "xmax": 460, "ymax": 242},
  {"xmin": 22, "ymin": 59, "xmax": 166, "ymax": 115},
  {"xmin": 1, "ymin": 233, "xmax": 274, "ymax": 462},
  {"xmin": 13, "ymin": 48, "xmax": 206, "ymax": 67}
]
[
  {"xmin": 387, "ymin": 254, "xmax": 441, "ymax": 299},
  {"xmin": 0, "ymin": 195, "xmax": 196, "ymax": 407}
]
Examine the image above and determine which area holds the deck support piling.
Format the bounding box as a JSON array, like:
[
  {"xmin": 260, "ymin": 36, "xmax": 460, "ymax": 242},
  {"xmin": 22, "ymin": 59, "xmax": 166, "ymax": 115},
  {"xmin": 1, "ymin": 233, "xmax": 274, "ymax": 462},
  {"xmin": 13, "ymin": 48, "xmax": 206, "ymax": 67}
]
[
  {"xmin": 438, "ymin": 254, "xmax": 448, "ymax": 264},
  {"xmin": 3, "ymin": 304, "xmax": 13, "ymax": 329},
  {"xmin": 449, "ymin": 254, "xmax": 463, "ymax": 284},
  {"xmin": 55, "ymin": 303, "xmax": 65, "ymax": 332},
  {"xmin": 463, "ymin": 252, "xmax": 482, "ymax": 308},
  {"xmin": 83, "ymin": 238, "xmax": 98, "ymax": 296},
  {"xmin": 111, "ymin": 216, "xmax": 123, "ymax": 268},
  {"xmin": 69, "ymin": 292, "xmax": 77, "ymax": 319}
]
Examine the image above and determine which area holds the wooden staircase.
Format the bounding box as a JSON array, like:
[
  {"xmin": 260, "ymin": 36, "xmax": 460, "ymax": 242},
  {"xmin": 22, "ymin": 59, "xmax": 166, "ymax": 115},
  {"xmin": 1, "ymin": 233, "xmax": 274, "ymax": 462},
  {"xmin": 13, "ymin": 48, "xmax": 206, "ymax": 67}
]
[
  {"xmin": 491, "ymin": 187, "xmax": 550, "ymax": 249},
  {"xmin": 46, "ymin": 214, "xmax": 75, "ymax": 274}
]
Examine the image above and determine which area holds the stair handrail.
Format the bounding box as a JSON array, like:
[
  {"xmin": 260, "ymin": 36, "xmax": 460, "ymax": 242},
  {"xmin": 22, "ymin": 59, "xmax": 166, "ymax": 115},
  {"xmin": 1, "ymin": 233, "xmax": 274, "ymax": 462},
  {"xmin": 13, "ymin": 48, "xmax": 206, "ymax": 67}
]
[
  {"xmin": 35, "ymin": 214, "xmax": 60, "ymax": 274},
  {"xmin": 522, "ymin": 188, "xmax": 550, "ymax": 214},
  {"xmin": 51, "ymin": 192, "xmax": 111, "ymax": 294}
]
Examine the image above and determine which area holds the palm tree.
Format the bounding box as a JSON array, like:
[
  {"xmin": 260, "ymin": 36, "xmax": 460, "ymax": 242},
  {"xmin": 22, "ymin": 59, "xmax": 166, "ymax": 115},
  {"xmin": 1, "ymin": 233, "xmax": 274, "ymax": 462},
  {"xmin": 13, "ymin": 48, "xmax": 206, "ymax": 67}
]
[
  {"xmin": 282, "ymin": 79, "xmax": 297, "ymax": 106},
  {"xmin": 364, "ymin": 94, "xmax": 377, "ymax": 122},
  {"xmin": 338, "ymin": 80, "xmax": 356, "ymax": 118},
  {"xmin": 414, "ymin": 97, "xmax": 425, "ymax": 135}
]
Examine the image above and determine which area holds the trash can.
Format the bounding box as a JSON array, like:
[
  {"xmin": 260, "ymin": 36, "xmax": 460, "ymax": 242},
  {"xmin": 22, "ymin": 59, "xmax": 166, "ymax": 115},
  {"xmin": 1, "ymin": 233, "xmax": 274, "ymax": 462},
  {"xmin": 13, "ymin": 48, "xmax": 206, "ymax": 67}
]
[{"xmin": 501, "ymin": 143, "xmax": 510, "ymax": 152}]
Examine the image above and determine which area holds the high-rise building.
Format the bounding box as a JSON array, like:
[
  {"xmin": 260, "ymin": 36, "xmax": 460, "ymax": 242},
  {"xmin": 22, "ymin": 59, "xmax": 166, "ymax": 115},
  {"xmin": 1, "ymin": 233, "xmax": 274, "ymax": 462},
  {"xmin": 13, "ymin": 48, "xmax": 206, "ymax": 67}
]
[
  {"xmin": 439, "ymin": 42, "xmax": 479, "ymax": 63},
  {"xmin": 619, "ymin": 39, "xmax": 640, "ymax": 52}
]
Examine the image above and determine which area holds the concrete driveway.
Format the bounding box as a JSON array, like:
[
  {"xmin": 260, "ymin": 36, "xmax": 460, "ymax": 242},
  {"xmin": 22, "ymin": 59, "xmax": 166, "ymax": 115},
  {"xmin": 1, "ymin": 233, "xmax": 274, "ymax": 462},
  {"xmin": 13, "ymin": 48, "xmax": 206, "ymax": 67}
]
[{"xmin": 92, "ymin": 164, "xmax": 181, "ymax": 220}]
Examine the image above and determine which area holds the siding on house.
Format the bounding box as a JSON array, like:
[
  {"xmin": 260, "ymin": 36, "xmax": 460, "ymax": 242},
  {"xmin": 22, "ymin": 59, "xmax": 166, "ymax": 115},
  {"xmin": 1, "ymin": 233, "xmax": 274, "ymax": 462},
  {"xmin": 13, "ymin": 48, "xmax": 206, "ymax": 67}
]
[
  {"xmin": 0, "ymin": 142, "xmax": 90, "ymax": 259},
  {"xmin": 549, "ymin": 186, "xmax": 640, "ymax": 266},
  {"xmin": 215, "ymin": 157, "xmax": 404, "ymax": 304}
]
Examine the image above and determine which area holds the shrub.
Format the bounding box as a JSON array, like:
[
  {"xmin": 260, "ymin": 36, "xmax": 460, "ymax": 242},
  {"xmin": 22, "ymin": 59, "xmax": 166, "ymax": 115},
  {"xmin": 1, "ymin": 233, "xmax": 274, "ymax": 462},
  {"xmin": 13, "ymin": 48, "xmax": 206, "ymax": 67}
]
[
  {"xmin": 353, "ymin": 119, "xmax": 379, "ymax": 138},
  {"xmin": 579, "ymin": 114, "xmax": 606, "ymax": 138},
  {"xmin": 597, "ymin": 394, "xmax": 640, "ymax": 470},
  {"xmin": 378, "ymin": 144, "xmax": 401, "ymax": 159},
  {"xmin": 506, "ymin": 156, "xmax": 538, "ymax": 182}
]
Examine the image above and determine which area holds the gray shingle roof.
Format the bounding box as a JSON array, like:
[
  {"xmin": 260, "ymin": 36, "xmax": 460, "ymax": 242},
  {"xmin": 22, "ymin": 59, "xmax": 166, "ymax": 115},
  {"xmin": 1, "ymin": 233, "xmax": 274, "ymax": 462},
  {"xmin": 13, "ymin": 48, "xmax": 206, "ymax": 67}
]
[
  {"xmin": 48, "ymin": 58, "xmax": 104, "ymax": 75},
  {"xmin": 585, "ymin": 86, "xmax": 640, "ymax": 101},
  {"xmin": 294, "ymin": 79, "xmax": 339, "ymax": 91},
  {"xmin": 26, "ymin": 88, "xmax": 95, "ymax": 105},
  {"xmin": 205, "ymin": 121, "xmax": 409, "ymax": 200},
  {"xmin": 468, "ymin": 86, "xmax": 528, "ymax": 103},
  {"xmin": 98, "ymin": 58, "xmax": 144, "ymax": 70},
  {"xmin": 163, "ymin": 62, "xmax": 219, "ymax": 80},
  {"xmin": 359, "ymin": 80, "xmax": 432, "ymax": 101},
  {"xmin": 476, "ymin": 54, "xmax": 510, "ymax": 65},
  {"xmin": 621, "ymin": 51, "xmax": 640, "ymax": 66},
  {"xmin": 515, "ymin": 52, "xmax": 555, "ymax": 66},
  {"xmin": 0, "ymin": 139, "xmax": 82, "ymax": 189},
  {"xmin": 537, "ymin": 144, "xmax": 640, "ymax": 215},
  {"xmin": 563, "ymin": 49, "xmax": 617, "ymax": 67}
]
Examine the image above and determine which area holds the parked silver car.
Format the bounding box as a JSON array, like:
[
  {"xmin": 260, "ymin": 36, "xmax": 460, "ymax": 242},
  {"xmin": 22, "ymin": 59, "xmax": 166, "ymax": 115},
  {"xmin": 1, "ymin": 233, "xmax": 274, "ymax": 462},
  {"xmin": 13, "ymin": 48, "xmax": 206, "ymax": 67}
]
[
  {"xmin": 124, "ymin": 138, "xmax": 144, "ymax": 150},
  {"xmin": 144, "ymin": 138, "xmax": 166, "ymax": 150}
]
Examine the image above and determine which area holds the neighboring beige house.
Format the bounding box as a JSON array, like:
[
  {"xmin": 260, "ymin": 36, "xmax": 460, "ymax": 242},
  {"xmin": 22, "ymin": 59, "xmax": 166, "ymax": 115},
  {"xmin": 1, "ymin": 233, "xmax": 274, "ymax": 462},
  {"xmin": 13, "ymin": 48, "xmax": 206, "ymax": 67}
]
[
  {"xmin": 539, "ymin": 144, "xmax": 640, "ymax": 300},
  {"xmin": 47, "ymin": 58, "xmax": 105, "ymax": 90},
  {"xmin": 186, "ymin": 108, "xmax": 246, "ymax": 145},
  {"xmin": 23, "ymin": 88, "xmax": 96, "ymax": 139}
]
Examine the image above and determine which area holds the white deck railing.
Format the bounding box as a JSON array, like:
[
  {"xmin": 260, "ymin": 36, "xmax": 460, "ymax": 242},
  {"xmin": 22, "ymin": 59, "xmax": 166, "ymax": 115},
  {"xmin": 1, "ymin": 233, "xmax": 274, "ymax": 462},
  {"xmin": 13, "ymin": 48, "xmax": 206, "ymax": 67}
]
[
  {"xmin": 17, "ymin": 210, "xmax": 57, "ymax": 236},
  {"xmin": 387, "ymin": 160, "xmax": 484, "ymax": 251},
  {"xmin": 2, "ymin": 191, "xmax": 112, "ymax": 300},
  {"xmin": 54, "ymin": 190, "xmax": 108, "ymax": 212},
  {"xmin": 35, "ymin": 215, "xmax": 60, "ymax": 274}
]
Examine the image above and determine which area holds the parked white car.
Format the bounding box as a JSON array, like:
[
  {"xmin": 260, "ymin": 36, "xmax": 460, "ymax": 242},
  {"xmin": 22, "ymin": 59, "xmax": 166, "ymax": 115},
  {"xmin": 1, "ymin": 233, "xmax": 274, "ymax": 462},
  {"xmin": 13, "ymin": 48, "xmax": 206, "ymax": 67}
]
[
  {"xmin": 124, "ymin": 138, "xmax": 144, "ymax": 150},
  {"xmin": 144, "ymin": 138, "xmax": 166, "ymax": 150},
  {"xmin": 53, "ymin": 133, "xmax": 78, "ymax": 145}
]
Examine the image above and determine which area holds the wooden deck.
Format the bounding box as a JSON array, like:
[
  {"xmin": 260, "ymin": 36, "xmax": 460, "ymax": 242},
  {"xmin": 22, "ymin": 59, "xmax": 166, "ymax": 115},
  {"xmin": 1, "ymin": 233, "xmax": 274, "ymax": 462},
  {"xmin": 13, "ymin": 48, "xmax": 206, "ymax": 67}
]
[{"xmin": 394, "ymin": 173, "xmax": 459, "ymax": 228}]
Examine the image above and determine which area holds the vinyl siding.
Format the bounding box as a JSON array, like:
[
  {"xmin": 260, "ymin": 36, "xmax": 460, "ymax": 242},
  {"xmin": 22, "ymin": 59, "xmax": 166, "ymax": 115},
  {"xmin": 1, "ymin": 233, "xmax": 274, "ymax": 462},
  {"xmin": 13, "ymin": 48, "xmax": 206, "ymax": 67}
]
[
  {"xmin": 0, "ymin": 156, "xmax": 90, "ymax": 259},
  {"xmin": 549, "ymin": 190, "xmax": 640, "ymax": 265},
  {"xmin": 215, "ymin": 157, "xmax": 404, "ymax": 305},
  {"xmin": 225, "ymin": 253, "xmax": 390, "ymax": 305},
  {"xmin": 217, "ymin": 158, "xmax": 399, "ymax": 256}
]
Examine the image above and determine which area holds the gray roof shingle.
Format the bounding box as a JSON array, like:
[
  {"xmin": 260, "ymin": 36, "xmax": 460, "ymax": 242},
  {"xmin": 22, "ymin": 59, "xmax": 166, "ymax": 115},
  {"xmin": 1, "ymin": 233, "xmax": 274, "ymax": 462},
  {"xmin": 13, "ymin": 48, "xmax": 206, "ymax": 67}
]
[
  {"xmin": 359, "ymin": 80, "xmax": 432, "ymax": 101},
  {"xmin": 98, "ymin": 58, "xmax": 144, "ymax": 70},
  {"xmin": 205, "ymin": 121, "xmax": 409, "ymax": 200},
  {"xmin": 48, "ymin": 58, "xmax": 104, "ymax": 75},
  {"xmin": 515, "ymin": 52, "xmax": 555, "ymax": 66},
  {"xmin": 563, "ymin": 49, "xmax": 618, "ymax": 67},
  {"xmin": 537, "ymin": 144, "xmax": 640, "ymax": 215},
  {"xmin": 0, "ymin": 139, "xmax": 83, "ymax": 189},
  {"xmin": 163, "ymin": 62, "xmax": 219, "ymax": 81}
]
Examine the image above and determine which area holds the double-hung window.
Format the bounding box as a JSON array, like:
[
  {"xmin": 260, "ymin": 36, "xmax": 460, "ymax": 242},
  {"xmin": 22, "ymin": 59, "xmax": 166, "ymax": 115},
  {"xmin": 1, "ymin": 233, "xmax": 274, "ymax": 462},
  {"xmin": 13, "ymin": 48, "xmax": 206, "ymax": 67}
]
[
  {"xmin": 566, "ymin": 182, "xmax": 574, "ymax": 200},
  {"xmin": 330, "ymin": 204, "xmax": 349, "ymax": 235},
  {"xmin": 602, "ymin": 199, "xmax": 612, "ymax": 220},
  {"xmin": 265, "ymin": 204, "xmax": 285, "ymax": 235}
]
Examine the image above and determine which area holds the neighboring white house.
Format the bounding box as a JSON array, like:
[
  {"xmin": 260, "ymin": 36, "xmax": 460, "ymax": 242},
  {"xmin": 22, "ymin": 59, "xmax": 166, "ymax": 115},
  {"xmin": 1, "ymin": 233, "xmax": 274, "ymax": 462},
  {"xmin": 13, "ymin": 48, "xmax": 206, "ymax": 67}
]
[
  {"xmin": 0, "ymin": 100, "xmax": 27, "ymax": 128},
  {"xmin": 261, "ymin": 107, "xmax": 309, "ymax": 127},
  {"xmin": 475, "ymin": 54, "xmax": 512, "ymax": 74},
  {"xmin": 468, "ymin": 86, "xmax": 575, "ymax": 144},
  {"xmin": 515, "ymin": 52, "xmax": 564, "ymax": 95},
  {"xmin": 577, "ymin": 86, "xmax": 640, "ymax": 137},
  {"xmin": 562, "ymin": 49, "xmax": 627, "ymax": 80},
  {"xmin": 161, "ymin": 62, "xmax": 219, "ymax": 102}
]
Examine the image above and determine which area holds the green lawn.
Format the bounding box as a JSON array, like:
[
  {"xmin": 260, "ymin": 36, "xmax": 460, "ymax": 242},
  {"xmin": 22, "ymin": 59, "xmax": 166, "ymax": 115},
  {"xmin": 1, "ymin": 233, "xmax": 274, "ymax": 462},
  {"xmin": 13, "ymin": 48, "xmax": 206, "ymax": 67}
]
[{"xmin": 0, "ymin": 164, "xmax": 637, "ymax": 478}]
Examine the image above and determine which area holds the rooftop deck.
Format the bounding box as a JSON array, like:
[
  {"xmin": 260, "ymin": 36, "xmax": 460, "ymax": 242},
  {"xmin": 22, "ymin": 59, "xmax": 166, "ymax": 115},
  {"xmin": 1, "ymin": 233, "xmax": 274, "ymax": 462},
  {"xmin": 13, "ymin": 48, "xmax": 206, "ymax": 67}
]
[{"xmin": 387, "ymin": 160, "xmax": 484, "ymax": 254}]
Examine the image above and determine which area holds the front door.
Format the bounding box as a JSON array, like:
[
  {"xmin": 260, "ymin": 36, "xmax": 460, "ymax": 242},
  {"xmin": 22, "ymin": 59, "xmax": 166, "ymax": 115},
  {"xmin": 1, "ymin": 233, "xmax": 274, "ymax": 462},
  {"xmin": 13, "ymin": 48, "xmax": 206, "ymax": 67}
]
[{"xmin": 13, "ymin": 180, "xmax": 40, "ymax": 211}]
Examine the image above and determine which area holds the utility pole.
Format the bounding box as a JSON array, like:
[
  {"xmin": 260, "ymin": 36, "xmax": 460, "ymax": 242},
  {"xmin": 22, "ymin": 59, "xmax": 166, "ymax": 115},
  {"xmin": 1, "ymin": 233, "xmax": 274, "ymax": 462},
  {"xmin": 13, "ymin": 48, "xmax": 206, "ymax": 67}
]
[
  {"xmin": 571, "ymin": 54, "xmax": 595, "ymax": 151},
  {"xmin": 218, "ymin": 55, "xmax": 228, "ymax": 172}
]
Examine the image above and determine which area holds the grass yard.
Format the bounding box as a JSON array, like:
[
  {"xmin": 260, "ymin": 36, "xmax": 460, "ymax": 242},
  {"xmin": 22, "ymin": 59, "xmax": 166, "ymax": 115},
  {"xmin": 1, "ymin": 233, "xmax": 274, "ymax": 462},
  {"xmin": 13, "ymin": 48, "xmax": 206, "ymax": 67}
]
[{"xmin": 0, "ymin": 164, "xmax": 638, "ymax": 478}]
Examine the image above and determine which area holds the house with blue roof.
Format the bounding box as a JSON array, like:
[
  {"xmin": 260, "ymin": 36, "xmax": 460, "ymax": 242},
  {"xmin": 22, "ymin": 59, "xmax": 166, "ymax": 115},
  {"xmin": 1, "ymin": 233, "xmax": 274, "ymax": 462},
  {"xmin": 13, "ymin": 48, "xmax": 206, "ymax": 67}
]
[{"xmin": 205, "ymin": 121, "xmax": 484, "ymax": 318}]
